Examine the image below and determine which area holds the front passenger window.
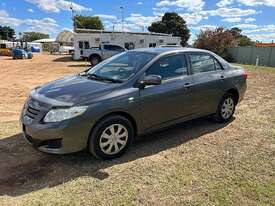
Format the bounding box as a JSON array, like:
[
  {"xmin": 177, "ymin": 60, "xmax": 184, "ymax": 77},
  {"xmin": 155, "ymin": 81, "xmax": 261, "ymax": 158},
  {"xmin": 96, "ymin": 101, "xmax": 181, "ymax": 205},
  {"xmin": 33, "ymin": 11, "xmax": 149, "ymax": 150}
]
[{"xmin": 145, "ymin": 54, "xmax": 188, "ymax": 79}]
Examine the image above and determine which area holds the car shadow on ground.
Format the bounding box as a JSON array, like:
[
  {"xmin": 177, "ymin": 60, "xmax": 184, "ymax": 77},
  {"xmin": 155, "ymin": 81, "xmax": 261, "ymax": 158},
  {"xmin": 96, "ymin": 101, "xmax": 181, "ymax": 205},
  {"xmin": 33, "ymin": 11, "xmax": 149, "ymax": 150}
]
[
  {"xmin": 0, "ymin": 117, "xmax": 233, "ymax": 197},
  {"xmin": 52, "ymin": 56, "xmax": 74, "ymax": 62}
]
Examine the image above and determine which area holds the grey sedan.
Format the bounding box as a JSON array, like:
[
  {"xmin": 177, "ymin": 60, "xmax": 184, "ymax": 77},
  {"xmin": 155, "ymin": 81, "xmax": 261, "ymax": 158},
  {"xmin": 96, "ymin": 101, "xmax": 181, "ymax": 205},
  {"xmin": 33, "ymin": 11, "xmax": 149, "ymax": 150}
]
[{"xmin": 21, "ymin": 48, "xmax": 247, "ymax": 159}]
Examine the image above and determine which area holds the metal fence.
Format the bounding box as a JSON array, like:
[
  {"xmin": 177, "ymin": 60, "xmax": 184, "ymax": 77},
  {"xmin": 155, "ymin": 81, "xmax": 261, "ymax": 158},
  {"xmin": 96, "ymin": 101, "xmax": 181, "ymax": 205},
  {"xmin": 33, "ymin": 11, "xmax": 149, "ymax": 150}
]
[{"xmin": 228, "ymin": 46, "xmax": 275, "ymax": 67}]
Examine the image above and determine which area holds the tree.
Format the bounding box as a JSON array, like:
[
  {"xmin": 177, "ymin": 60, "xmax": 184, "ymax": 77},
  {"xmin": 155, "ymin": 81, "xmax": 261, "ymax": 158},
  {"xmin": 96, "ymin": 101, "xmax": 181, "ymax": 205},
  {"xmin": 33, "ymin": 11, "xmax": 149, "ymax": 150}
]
[
  {"xmin": 228, "ymin": 27, "xmax": 242, "ymax": 39},
  {"xmin": 23, "ymin": 32, "xmax": 49, "ymax": 42},
  {"xmin": 148, "ymin": 12, "xmax": 190, "ymax": 46},
  {"xmin": 237, "ymin": 35, "xmax": 255, "ymax": 46},
  {"xmin": 228, "ymin": 27, "xmax": 254, "ymax": 46},
  {"xmin": 0, "ymin": 26, "xmax": 15, "ymax": 40},
  {"xmin": 73, "ymin": 15, "xmax": 104, "ymax": 30},
  {"xmin": 193, "ymin": 27, "xmax": 236, "ymax": 61}
]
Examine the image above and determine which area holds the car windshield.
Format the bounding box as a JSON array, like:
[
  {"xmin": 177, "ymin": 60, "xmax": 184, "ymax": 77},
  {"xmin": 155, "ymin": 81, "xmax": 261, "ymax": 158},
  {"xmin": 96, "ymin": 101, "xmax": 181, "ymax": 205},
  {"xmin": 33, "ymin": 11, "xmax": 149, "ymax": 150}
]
[{"xmin": 85, "ymin": 51, "xmax": 156, "ymax": 82}]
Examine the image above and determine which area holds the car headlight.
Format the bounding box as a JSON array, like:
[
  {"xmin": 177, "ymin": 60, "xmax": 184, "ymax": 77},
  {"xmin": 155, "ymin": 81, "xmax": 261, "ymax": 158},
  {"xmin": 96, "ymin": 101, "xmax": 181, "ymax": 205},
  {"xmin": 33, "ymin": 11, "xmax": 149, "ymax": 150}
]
[{"xmin": 44, "ymin": 106, "xmax": 88, "ymax": 123}]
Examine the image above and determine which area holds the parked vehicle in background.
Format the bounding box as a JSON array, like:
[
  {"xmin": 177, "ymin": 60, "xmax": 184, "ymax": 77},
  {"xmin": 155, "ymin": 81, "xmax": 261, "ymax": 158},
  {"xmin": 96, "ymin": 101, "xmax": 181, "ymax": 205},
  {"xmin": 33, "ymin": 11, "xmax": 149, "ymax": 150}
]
[
  {"xmin": 82, "ymin": 44, "xmax": 126, "ymax": 66},
  {"xmin": 20, "ymin": 48, "xmax": 247, "ymax": 160},
  {"xmin": 12, "ymin": 48, "xmax": 33, "ymax": 59},
  {"xmin": 50, "ymin": 43, "xmax": 74, "ymax": 55}
]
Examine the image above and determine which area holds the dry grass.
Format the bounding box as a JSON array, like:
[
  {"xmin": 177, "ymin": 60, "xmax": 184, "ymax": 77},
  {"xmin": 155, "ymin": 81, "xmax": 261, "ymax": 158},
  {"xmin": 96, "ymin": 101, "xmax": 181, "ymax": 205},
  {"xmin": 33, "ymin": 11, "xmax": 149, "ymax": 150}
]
[{"xmin": 0, "ymin": 54, "xmax": 274, "ymax": 205}]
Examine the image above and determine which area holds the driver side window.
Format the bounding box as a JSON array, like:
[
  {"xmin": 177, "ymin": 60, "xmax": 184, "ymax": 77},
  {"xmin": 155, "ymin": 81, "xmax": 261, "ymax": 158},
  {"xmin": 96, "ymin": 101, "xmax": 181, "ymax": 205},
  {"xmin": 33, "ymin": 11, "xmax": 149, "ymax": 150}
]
[{"xmin": 145, "ymin": 54, "xmax": 188, "ymax": 79}]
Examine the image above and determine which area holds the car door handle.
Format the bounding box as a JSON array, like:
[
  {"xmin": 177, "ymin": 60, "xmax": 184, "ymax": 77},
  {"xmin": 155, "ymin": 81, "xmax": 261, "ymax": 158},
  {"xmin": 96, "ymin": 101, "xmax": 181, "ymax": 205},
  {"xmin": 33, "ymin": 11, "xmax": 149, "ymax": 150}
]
[
  {"xmin": 220, "ymin": 76, "xmax": 225, "ymax": 81},
  {"xmin": 184, "ymin": 83, "xmax": 192, "ymax": 88}
]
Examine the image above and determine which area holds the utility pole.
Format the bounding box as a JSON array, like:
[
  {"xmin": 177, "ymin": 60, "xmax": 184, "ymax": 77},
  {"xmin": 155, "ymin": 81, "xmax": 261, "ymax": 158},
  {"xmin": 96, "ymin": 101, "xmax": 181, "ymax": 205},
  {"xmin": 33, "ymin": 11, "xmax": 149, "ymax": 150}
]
[
  {"xmin": 120, "ymin": 6, "xmax": 124, "ymax": 32},
  {"xmin": 70, "ymin": 1, "xmax": 76, "ymax": 30}
]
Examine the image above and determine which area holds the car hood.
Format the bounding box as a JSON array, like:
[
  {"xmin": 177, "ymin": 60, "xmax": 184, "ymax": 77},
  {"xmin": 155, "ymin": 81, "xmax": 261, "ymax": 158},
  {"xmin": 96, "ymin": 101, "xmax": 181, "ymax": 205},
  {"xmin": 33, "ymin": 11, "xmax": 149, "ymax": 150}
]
[{"xmin": 31, "ymin": 75, "xmax": 117, "ymax": 106}]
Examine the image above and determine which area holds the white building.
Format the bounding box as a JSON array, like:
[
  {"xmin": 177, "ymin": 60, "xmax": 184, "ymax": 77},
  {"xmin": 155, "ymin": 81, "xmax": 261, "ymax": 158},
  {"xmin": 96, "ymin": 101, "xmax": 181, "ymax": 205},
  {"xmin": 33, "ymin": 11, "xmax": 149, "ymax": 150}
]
[{"xmin": 73, "ymin": 29, "xmax": 181, "ymax": 60}]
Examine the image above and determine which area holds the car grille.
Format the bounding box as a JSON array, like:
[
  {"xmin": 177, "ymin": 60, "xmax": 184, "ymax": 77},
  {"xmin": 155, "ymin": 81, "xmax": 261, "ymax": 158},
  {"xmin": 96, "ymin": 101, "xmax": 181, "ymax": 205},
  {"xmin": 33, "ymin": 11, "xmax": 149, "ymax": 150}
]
[{"xmin": 26, "ymin": 105, "xmax": 40, "ymax": 119}]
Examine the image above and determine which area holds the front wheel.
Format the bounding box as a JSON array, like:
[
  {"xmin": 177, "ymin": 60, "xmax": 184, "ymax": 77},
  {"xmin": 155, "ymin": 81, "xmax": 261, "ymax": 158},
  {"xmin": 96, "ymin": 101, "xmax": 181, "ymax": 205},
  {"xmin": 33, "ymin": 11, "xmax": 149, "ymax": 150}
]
[
  {"xmin": 90, "ymin": 56, "xmax": 100, "ymax": 66},
  {"xmin": 88, "ymin": 115, "xmax": 134, "ymax": 160},
  {"xmin": 214, "ymin": 93, "xmax": 236, "ymax": 123}
]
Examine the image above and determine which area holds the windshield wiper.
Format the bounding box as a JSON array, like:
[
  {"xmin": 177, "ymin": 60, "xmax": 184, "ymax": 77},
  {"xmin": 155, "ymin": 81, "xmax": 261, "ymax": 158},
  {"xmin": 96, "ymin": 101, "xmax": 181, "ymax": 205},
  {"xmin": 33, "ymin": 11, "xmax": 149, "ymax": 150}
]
[{"xmin": 81, "ymin": 73, "xmax": 123, "ymax": 83}]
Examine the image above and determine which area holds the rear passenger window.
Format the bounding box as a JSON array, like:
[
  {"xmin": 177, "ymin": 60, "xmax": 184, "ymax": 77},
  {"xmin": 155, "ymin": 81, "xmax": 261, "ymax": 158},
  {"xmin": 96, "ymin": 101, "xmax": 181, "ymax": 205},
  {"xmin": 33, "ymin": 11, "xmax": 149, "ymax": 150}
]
[
  {"xmin": 146, "ymin": 54, "xmax": 188, "ymax": 79},
  {"xmin": 190, "ymin": 53, "xmax": 215, "ymax": 74}
]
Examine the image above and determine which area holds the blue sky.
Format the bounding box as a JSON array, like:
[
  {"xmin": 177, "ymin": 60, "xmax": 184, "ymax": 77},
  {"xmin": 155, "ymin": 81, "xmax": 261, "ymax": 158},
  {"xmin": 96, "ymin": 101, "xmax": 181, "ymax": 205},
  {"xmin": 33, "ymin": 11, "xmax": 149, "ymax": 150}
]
[{"xmin": 1, "ymin": 0, "xmax": 275, "ymax": 43}]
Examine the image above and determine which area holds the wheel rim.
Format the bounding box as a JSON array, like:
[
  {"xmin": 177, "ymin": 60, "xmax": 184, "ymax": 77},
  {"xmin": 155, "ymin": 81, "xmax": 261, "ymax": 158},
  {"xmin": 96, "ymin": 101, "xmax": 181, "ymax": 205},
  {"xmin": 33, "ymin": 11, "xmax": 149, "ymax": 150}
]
[
  {"xmin": 221, "ymin": 97, "xmax": 234, "ymax": 119},
  {"xmin": 99, "ymin": 124, "xmax": 128, "ymax": 155}
]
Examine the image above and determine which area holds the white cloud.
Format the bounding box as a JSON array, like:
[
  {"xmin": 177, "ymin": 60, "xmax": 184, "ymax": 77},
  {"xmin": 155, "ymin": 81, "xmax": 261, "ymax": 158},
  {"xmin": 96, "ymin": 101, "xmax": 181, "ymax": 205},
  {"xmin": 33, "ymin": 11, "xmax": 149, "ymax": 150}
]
[
  {"xmin": 156, "ymin": 0, "xmax": 205, "ymax": 11},
  {"xmin": 0, "ymin": 10, "xmax": 9, "ymax": 17},
  {"xmin": 237, "ymin": 0, "xmax": 275, "ymax": 7},
  {"xmin": 0, "ymin": 10, "xmax": 58, "ymax": 35},
  {"xmin": 242, "ymin": 24, "xmax": 275, "ymax": 34},
  {"xmin": 95, "ymin": 14, "xmax": 117, "ymax": 20},
  {"xmin": 179, "ymin": 13, "xmax": 204, "ymax": 25},
  {"xmin": 28, "ymin": 8, "xmax": 34, "ymax": 13},
  {"xmin": 247, "ymin": 33, "xmax": 275, "ymax": 42},
  {"xmin": 137, "ymin": 2, "xmax": 143, "ymax": 5},
  {"xmin": 216, "ymin": 0, "xmax": 234, "ymax": 7},
  {"xmin": 245, "ymin": 17, "xmax": 256, "ymax": 23},
  {"xmin": 222, "ymin": 17, "xmax": 242, "ymax": 23},
  {"xmin": 201, "ymin": 7, "xmax": 257, "ymax": 18},
  {"xmin": 233, "ymin": 24, "xmax": 258, "ymax": 29},
  {"xmin": 25, "ymin": 0, "xmax": 92, "ymax": 13},
  {"xmin": 190, "ymin": 24, "xmax": 218, "ymax": 31}
]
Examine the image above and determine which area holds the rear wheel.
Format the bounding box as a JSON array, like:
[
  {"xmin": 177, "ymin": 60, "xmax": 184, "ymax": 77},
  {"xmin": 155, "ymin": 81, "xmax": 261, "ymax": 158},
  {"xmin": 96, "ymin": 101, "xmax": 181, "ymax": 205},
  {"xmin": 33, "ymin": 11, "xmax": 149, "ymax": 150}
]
[
  {"xmin": 88, "ymin": 115, "xmax": 134, "ymax": 160},
  {"xmin": 214, "ymin": 93, "xmax": 236, "ymax": 123},
  {"xmin": 90, "ymin": 55, "xmax": 100, "ymax": 66}
]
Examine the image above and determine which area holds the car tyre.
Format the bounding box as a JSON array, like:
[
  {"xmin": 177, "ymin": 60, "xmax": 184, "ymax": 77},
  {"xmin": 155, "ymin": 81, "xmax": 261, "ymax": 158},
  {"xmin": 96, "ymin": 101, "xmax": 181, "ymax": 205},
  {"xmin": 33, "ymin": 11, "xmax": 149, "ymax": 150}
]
[
  {"xmin": 88, "ymin": 115, "xmax": 134, "ymax": 160},
  {"xmin": 90, "ymin": 56, "xmax": 100, "ymax": 66},
  {"xmin": 214, "ymin": 93, "xmax": 236, "ymax": 123}
]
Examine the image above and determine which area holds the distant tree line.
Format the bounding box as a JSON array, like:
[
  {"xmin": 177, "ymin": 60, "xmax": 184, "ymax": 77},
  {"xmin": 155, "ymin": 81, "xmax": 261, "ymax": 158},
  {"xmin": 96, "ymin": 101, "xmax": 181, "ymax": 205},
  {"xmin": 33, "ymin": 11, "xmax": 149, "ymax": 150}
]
[{"xmin": 0, "ymin": 26, "xmax": 15, "ymax": 40}]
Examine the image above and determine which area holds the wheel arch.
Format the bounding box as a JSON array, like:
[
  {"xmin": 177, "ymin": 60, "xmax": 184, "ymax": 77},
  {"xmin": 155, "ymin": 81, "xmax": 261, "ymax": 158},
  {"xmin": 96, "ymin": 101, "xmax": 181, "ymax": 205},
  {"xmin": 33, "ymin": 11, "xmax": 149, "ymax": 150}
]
[
  {"xmin": 89, "ymin": 53, "xmax": 102, "ymax": 61},
  {"xmin": 226, "ymin": 88, "xmax": 239, "ymax": 104},
  {"xmin": 87, "ymin": 111, "xmax": 138, "ymax": 146}
]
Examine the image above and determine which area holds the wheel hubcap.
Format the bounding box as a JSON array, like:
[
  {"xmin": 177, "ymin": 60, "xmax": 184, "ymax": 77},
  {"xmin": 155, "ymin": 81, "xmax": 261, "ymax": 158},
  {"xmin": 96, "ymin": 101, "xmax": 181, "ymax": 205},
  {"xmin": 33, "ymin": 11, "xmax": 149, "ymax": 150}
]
[
  {"xmin": 221, "ymin": 97, "xmax": 234, "ymax": 119},
  {"xmin": 99, "ymin": 124, "xmax": 128, "ymax": 155}
]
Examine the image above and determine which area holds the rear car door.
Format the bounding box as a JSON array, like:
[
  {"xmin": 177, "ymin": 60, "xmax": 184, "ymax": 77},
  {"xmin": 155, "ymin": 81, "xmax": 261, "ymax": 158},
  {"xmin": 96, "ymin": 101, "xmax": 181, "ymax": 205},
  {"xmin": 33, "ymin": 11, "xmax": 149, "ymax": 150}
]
[
  {"xmin": 188, "ymin": 52, "xmax": 225, "ymax": 115},
  {"xmin": 139, "ymin": 53, "xmax": 196, "ymax": 130}
]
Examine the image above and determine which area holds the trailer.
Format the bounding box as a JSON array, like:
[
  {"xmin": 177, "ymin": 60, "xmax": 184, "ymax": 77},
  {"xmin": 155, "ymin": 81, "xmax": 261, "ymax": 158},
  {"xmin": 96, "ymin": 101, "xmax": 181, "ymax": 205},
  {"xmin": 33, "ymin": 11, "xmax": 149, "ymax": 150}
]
[{"xmin": 73, "ymin": 29, "xmax": 181, "ymax": 60}]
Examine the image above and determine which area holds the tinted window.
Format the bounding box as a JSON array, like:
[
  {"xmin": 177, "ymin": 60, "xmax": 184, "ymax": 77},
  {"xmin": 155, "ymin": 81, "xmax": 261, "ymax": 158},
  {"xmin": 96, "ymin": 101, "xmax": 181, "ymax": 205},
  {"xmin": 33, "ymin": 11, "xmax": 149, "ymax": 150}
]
[
  {"xmin": 146, "ymin": 54, "xmax": 188, "ymax": 79},
  {"xmin": 79, "ymin": 41, "xmax": 83, "ymax": 49},
  {"xmin": 84, "ymin": 41, "xmax": 90, "ymax": 49},
  {"xmin": 104, "ymin": 45, "xmax": 124, "ymax": 51},
  {"xmin": 190, "ymin": 53, "xmax": 215, "ymax": 74}
]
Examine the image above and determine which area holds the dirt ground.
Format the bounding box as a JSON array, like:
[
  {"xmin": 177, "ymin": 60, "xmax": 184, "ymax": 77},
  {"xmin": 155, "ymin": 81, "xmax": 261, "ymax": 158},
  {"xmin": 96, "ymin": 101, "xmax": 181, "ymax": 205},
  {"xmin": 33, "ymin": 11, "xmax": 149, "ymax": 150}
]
[{"xmin": 0, "ymin": 54, "xmax": 274, "ymax": 205}]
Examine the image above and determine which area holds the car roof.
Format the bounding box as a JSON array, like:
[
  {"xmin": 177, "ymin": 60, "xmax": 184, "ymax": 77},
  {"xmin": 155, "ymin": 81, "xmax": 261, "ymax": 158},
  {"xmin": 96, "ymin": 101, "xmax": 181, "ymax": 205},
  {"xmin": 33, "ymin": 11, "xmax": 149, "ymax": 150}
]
[{"xmin": 132, "ymin": 47, "xmax": 213, "ymax": 55}]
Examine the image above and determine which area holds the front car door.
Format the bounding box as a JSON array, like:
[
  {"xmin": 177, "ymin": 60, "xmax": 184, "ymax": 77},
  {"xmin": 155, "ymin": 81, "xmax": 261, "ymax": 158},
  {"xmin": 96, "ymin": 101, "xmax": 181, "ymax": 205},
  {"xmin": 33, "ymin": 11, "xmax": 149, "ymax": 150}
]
[
  {"xmin": 187, "ymin": 52, "xmax": 225, "ymax": 116},
  {"xmin": 139, "ymin": 53, "xmax": 196, "ymax": 131}
]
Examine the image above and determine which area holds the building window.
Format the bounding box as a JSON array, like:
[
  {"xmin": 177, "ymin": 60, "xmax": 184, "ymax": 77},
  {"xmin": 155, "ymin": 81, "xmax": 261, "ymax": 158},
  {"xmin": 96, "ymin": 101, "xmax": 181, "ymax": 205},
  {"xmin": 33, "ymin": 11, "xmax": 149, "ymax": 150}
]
[
  {"xmin": 79, "ymin": 41, "xmax": 83, "ymax": 49},
  {"xmin": 84, "ymin": 41, "xmax": 90, "ymax": 49},
  {"xmin": 149, "ymin": 43, "xmax": 156, "ymax": 48},
  {"xmin": 159, "ymin": 39, "xmax": 164, "ymax": 43},
  {"xmin": 125, "ymin": 42, "xmax": 135, "ymax": 50}
]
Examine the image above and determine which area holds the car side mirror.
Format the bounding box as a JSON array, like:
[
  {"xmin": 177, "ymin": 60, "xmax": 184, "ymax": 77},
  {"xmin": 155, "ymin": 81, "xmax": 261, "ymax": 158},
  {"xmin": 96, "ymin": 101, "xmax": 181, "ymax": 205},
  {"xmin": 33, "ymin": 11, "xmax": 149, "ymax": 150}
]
[{"xmin": 139, "ymin": 75, "xmax": 162, "ymax": 88}]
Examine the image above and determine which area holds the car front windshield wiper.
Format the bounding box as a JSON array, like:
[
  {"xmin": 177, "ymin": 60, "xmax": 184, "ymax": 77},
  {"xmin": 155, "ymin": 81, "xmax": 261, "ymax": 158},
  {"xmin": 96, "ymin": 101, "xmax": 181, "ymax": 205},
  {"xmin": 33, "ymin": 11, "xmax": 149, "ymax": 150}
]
[{"xmin": 80, "ymin": 73, "xmax": 123, "ymax": 83}]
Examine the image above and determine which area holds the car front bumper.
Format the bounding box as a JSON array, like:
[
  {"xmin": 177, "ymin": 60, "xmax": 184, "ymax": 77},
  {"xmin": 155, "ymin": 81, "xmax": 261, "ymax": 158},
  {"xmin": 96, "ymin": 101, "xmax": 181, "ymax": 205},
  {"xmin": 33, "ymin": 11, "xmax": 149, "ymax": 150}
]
[{"xmin": 21, "ymin": 114, "xmax": 92, "ymax": 154}]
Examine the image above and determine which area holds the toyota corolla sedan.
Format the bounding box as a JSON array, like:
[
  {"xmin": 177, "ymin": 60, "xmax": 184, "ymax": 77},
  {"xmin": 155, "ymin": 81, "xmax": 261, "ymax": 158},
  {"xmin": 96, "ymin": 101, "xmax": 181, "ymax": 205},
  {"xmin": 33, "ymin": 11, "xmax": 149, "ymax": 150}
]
[{"xmin": 21, "ymin": 48, "xmax": 247, "ymax": 159}]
